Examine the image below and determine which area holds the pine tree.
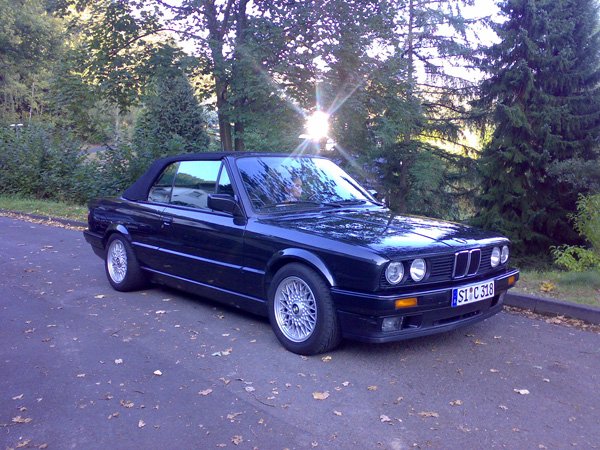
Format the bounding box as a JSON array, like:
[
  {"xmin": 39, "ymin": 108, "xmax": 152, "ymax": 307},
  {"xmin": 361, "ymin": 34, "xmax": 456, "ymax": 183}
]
[
  {"xmin": 476, "ymin": 0, "xmax": 600, "ymax": 255},
  {"xmin": 131, "ymin": 47, "xmax": 209, "ymax": 178}
]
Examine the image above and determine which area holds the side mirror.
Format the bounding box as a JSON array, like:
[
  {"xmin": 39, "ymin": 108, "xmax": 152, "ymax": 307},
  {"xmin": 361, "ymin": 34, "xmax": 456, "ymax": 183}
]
[
  {"xmin": 208, "ymin": 194, "xmax": 243, "ymax": 217},
  {"xmin": 368, "ymin": 189, "xmax": 379, "ymax": 199}
]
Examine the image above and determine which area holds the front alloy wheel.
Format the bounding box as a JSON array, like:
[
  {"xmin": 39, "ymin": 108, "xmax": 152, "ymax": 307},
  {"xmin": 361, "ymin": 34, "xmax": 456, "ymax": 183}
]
[
  {"xmin": 273, "ymin": 276, "xmax": 318, "ymax": 343},
  {"xmin": 268, "ymin": 263, "xmax": 341, "ymax": 355}
]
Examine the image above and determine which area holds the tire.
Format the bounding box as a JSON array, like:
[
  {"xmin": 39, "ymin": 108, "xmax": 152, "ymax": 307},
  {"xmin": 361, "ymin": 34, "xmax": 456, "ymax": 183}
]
[
  {"xmin": 268, "ymin": 263, "xmax": 341, "ymax": 355},
  {"xmin": 104, "ymin": 234, "xmax": 146, "ymax": 292}
]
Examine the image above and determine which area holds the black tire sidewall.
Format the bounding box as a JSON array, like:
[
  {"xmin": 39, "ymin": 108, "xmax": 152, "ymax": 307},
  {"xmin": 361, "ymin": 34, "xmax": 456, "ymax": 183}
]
[{"xmin": 268, "ymin": 263, "xmax": 340, "ymax": 355}]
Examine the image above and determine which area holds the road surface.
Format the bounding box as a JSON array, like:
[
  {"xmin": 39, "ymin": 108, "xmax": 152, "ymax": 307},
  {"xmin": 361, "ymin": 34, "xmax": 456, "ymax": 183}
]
[{"xmin": 1, "ymin": 216, "xmax": 598, "ymax": 449}]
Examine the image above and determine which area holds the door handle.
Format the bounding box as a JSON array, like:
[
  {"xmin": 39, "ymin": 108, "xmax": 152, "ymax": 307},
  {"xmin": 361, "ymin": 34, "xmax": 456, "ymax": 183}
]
[{"xmin": 161, "ymin": 217, "xmax": 173, "ymax": 227}]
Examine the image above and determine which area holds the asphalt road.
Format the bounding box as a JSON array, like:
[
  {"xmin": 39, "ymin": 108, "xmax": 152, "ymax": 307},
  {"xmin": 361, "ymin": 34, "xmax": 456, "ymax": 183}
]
[{"xmin": 1, "ymin": 215, "xmax": 599, "ymax": 450}]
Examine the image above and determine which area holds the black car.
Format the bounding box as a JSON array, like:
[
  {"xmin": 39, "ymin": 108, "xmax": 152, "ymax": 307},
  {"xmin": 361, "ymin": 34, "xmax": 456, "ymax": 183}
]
[{"xmin": 84, "ymin": 152, "xmax": 519, "ymax": 355}]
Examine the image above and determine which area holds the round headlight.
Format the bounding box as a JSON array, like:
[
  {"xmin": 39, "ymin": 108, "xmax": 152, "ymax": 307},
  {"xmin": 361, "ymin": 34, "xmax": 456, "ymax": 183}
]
[
  {"xmin": 490, "ymin": 247, "xmax": 501, "ymax": 267},
  {"xmin": 501, "ymin": 245, "xmax": 509, "ymax": 264},
  {"xmin": 385, "ymin": 262, "xmax": 404, "ymax": 285},
  {"xmin": 410, "ymin": 258, "xmax": 427, "ymax": 282}
]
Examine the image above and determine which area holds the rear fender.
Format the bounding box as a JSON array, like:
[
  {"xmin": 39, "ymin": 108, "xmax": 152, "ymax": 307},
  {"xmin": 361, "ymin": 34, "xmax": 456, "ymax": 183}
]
[{"xmin": 104, "ymin": 224, "xmax": 132, "ymax": 244}]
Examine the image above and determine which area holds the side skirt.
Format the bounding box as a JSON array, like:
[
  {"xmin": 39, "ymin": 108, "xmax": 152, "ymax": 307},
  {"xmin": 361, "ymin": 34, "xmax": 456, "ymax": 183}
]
[{"xmin": 142, "ymin": 266, "xmax": 268, "ymax": 317}]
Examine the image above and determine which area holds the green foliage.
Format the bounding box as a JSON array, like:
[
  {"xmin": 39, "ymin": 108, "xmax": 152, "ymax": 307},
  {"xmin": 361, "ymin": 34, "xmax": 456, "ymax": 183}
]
[
  {"xmin": 475, "ymin": 0, "xmax": 600, "ymax": 255},
  {"xmin": 551, "ymin": 194, "xmax": 600, "ymax": 271},
  {"xmin": 551, "ymin": 245, "xmax": 600, "ymax": 272},
  {"xmin": 0, "ymin": 122, "xmax": 96, "ymax": 203},
  {"xmin": 0, "ymin": 0, "xmax": 64, "ymax": 122},
  {"xmin": 572, "ymin": 194, "xmax": 600, "ymax": 251}
]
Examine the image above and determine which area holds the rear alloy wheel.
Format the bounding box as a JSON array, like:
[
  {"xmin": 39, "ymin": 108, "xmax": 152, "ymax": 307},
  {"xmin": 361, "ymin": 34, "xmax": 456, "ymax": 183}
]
[
  {"xmin": 105, "ymin": 234, "xmax": 146, "ymax": 292},
  {"xmin": 268, "ymin": 263, "xmax": 341, "ymax": 355}
]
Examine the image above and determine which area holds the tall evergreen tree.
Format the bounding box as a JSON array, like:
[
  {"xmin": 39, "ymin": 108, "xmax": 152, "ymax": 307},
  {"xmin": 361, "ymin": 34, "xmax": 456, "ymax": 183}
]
[
  {"xmin": 476, "ymin": 0, "xmax": 600, "ymax": 255},
  {"xmin": 131, "ymin": 46, "xmax": 209, "ymax": 177},
  {"xmin": 371, "ymin": 0, "xmax": 480, "ymax": 214}
]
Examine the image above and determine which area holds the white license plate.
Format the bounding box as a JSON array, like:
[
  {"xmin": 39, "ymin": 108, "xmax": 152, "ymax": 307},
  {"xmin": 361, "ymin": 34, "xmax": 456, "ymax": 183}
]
[{"xmin": 452, "ymin": 280, "xmax": 495, "ymax": 307}]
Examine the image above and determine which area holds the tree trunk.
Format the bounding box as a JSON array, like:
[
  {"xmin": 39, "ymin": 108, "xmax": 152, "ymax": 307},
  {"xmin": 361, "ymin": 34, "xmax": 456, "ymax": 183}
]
[
  {"xmin": 234, "ymin": 121, "xmax": 245, "ymax": 151},
  {"xmin": 215, "ymin": 78, "xmax": 233, "ymax": 151}
]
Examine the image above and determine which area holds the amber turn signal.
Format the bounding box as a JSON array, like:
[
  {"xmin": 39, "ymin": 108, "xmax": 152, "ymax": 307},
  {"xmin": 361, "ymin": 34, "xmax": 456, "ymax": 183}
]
[
  {"xmin": 395, "ymin": 297, "xmax": 417, "ymax": 309},
  {"xmin": 508, "ymin": 276, "xmax": 516, "ymax": 286}
]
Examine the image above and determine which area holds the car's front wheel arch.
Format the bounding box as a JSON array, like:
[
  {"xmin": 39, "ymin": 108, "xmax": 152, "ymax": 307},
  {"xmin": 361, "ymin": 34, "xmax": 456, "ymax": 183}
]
[{"xmin": 264, "ymin": 249, "xmax": 336, "ymax": 296}]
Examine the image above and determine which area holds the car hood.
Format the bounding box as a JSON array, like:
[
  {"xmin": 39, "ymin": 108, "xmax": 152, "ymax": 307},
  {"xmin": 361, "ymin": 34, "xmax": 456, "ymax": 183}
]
[{"xmin": 260, "ymin": 208, "xmax": 506, "ymax": 258}]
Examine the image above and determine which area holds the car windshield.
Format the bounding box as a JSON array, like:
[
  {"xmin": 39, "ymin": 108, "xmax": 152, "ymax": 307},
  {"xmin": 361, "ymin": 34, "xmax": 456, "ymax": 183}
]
[{"xmin": 236, "ymin": 156, "xmax": 376, "ymax": 212}]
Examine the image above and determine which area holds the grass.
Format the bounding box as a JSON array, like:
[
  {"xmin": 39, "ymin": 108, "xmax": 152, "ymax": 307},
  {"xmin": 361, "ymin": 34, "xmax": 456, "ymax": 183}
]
[
  {"xmin": 515, "ymin": 269, "xmax": 600, "ymax": 308},
  {"xmin": 0, "ymin": 195, "xmax": 87, "ymax": 222}
]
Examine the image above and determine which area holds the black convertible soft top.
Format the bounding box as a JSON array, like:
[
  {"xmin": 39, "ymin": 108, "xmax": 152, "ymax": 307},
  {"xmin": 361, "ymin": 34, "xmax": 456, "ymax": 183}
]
[
  {"xmin": 121, "ymin": 151, "xmax": 301, "ymax": 201},
  {"xmin": 122, "ymin": 152, "xmax": 233, "ymax": 201}
]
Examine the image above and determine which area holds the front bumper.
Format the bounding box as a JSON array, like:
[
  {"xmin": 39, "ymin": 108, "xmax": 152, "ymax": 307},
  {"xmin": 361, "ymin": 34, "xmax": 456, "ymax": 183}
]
[{"xmin": 331, "ymin": 268, "xmax": 519, "ymax": 343}]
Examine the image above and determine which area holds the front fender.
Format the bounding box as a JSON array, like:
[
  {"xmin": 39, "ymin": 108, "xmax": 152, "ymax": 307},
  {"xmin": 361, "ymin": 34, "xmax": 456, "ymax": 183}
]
[{"xmin": 266, "ymin": 248, "xmax": 336, "ymax": 288}]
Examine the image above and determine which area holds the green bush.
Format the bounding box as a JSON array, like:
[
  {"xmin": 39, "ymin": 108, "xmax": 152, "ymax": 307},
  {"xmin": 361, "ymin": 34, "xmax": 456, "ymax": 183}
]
[{"xmin": 552, "ymin": 194, "xmax": 600, "ymax": 271}]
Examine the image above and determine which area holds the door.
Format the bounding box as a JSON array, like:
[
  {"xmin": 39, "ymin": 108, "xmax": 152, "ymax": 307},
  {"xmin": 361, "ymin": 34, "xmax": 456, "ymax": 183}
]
[{"xmin": 157, "ymin": 160, "xmax": 247, "ymax": 292}]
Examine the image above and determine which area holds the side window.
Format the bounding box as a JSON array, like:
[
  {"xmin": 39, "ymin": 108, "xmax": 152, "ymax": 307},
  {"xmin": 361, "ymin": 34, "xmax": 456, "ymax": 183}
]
[
  {"xmin": 170, "ymin": 160, "xmax": 221, "ymax": 209},
  {"xmin": 148, "ymin": 162, "xmax": 179, "ymax": 203},
  {"xmin": 217, "ymin": 165, "xmax": 235, "ymax": 197}
]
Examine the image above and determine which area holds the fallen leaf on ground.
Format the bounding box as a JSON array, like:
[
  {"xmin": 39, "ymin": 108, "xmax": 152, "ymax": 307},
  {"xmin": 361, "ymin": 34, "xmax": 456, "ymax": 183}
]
[
  {"xmin": 450, "ymin": 400, "xmax": 463, "ymax": 406},
  {"xmin": 120, "ymin": 400, "xmax": 134, "ymax": 408},
  {"xmin": 155, "ymin": 310, "xmax": 166, "ymax": 315},
  {"xmin": 539, "ymin": 281, "xmax": 556, "ymax": 293},
  {"xmin": 94, "ymin": 294, "xmax": 106, "ymax": 299},
  {"xmin": 490, "ymin": 369, "xmax": 500, "ymax": 373},
  {"xmin": 514, "ymin": 389, "xmax": 530, "ymax": 395},
  {"xmin": 153, "ymin": 370, "xmax": 163, "ymax": 376},
  {"xmin": 321, "ymin": 356, "xmax": 332, "ymax": 362},
  {"xmin": 394, "ymin": 396, "xmax": 404, "ymax": 404},
  {"xmin": 380, "ymin": 414, "xmax": 392, "ymax": 423},
  {"xmin": 232, "ymin": 435, "xmax": 243, "ymax": 445},
  {"xmin": 499, "ymin": 405, "xmax": 508, "ymax": 410},
  {"xmin": 227, "ymin": 412, "xmax": 242, "ymax": 421},
  {"xmin": 473, "ymin": 339, "xmax": 487, "ymax": 345},
  {"xmin": 199, "ymin": 389, "xmax": 213, "ymax": 396},
  {"xmin": 333, "ymin": 410, "xmax": 342, "ymax": 416},
  {"xmin": 16, "ymin": 439, "xmax": 31, "ymax": 448},
  {"xmin": 244, "ymin": 386, "xmax": 256, "ymax": 393},
  {"xmin": 114, "ymin": 359, "xmax": 123, "ymax": 365},
  {"xmin": 12, "ymin": 416, "xmax": 32, "ymax": 424},
  {"xmin": 418, "ymin": 411, "xmax": 439, "ymax": 418},
  {"xmin": 138, "ymin": 419, "xmax": 145, "ymax": 428},
  {"xmin": 12, "ymin": 394, "xmax": 24, "ymax": 400},
  {"xmin": 367, "ymin": 385, "xmax": 378, "ymax": 391},
  {"xmin": 76, "ymin": 373, "xmax": 85, "ymax": 378},
  {"xmin": 342, "ymin": 381, "xmax": 350, "ymax": 387},
  {"xmin": 312, "ymin": 391, "xmax": 330, "ymax": 400}
]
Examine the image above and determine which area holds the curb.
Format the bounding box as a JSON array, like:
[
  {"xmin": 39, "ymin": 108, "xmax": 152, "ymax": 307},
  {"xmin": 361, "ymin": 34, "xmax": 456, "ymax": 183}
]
[
  {"xmin": 0, "ymin": 209, "xmax": 87, "ymax": 228},
  {"xmin": 505, "ymin": 292, "xmax": 600, "ymax": 325}
]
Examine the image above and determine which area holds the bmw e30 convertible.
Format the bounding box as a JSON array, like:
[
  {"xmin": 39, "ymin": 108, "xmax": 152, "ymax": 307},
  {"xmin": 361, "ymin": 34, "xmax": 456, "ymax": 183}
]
[{"xmin": 84, "ymin": 152, "xmax": 519, "ymax": 355}]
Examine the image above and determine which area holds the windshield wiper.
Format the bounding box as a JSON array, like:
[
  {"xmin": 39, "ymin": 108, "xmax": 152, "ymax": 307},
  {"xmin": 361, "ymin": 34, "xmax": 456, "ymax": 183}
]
[
  {"xmin": 322, "ymin": 199, "xmax": 368, "ymax": 208},
  {"xmin": 260, "ymin": 200, "xmax": 327, "ymax": 210}
]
